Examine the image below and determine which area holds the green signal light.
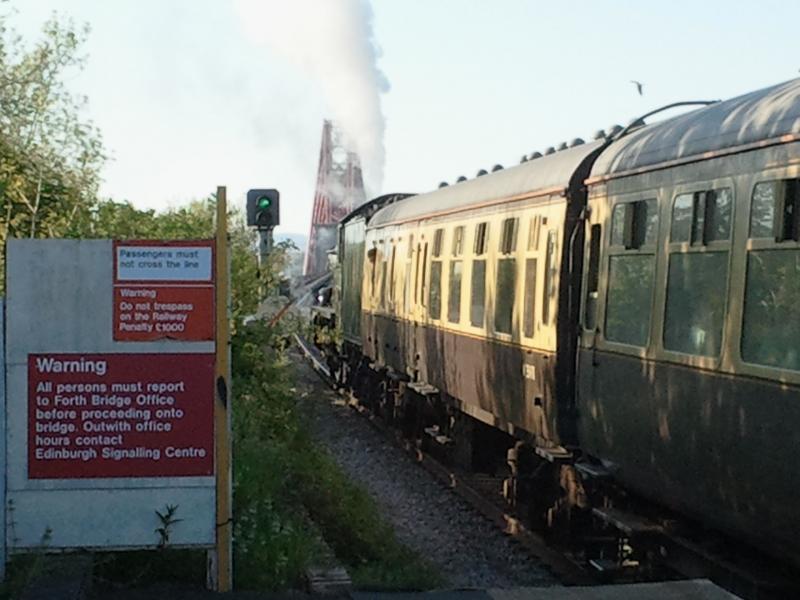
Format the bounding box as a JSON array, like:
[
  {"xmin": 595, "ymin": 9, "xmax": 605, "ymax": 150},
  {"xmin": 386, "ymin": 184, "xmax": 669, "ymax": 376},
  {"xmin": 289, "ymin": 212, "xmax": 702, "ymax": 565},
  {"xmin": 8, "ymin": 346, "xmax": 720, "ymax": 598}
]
[{"xmin": 258, "ymin": 197, "xmax": 271, "ymax": 209}]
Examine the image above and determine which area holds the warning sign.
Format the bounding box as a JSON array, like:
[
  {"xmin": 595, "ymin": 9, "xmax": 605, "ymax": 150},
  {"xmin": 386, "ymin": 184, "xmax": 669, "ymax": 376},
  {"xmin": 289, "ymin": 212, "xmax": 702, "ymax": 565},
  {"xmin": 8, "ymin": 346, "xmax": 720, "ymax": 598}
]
[
  {"xmin": 113, "ymin": 241, "xmax": 214, "ymax": 341},
  {"xmin": 28, "ymin": 353, "xmax": 214, "ymax": 479}
]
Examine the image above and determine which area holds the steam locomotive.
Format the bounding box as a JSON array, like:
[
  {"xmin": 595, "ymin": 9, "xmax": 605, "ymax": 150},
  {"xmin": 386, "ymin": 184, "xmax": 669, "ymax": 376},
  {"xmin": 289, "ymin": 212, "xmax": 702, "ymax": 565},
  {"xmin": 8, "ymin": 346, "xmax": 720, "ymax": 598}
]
[{"xmin": 316, "ymin": 79, "xmax": 800, "ymax": 571}]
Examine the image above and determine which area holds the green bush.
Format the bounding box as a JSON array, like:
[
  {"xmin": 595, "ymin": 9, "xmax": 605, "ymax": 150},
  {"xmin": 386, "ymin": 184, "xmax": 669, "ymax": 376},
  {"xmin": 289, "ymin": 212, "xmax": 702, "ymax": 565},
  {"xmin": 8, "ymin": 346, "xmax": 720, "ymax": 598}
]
[
  {"xmin": 231, "ymin": 319, "xmax": 440, "ymax": 591},
  {"xmin": 231, "ymin": 319, "xmax": 321, "ymax": 589}
]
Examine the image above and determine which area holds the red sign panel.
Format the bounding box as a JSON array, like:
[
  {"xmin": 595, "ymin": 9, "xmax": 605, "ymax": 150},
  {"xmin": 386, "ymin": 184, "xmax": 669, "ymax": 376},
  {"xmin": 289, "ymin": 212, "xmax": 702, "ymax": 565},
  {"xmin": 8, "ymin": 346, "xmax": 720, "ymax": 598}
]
[
  {"xmin": 113, "ymin": 286, "xmax": 214, "ymax": 341},
  {"xmin": 113, "ymin": 240, "xmax": 214, "ymax": 342},
  {"xmin": 28, "ymin": 353, "xmax": 214, "ymax": 478}
]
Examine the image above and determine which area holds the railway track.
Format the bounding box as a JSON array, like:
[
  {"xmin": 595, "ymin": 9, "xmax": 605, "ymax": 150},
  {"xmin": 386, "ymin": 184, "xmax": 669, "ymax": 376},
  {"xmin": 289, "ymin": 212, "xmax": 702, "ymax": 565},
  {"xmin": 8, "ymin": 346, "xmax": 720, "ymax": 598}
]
[
  {"xmin": 293, "ymin": 332, "xmax": 592, "ymax": 586},
  {"xmin": 293, "ymin": 332, "xmax": 800, "ymax": 599}
]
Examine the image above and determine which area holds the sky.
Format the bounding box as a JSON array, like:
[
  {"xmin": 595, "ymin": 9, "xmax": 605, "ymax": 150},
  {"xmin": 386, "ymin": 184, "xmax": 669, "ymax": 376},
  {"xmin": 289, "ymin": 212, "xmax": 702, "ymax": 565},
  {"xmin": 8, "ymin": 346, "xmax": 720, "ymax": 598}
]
[{"xmin": 8, "ymin": 0, "xmax": 800, "ymax": 241}]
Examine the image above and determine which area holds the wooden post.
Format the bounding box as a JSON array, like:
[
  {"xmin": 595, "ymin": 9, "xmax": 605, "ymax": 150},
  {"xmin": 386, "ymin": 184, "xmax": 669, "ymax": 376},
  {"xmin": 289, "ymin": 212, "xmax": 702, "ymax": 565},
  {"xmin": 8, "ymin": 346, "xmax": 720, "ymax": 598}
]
[{"xmin": 213, "ymin": 186, "xmax": 233, "ymax": 591}]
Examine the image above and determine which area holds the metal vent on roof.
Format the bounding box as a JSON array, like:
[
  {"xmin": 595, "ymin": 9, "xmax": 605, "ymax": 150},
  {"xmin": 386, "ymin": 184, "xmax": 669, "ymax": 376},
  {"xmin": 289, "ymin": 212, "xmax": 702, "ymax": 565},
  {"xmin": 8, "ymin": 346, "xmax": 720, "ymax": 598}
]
[
  {"xmin": 569, "ymin": 138, "xmax": 585, "ymax": 147},
  {"xmin": 593, "ymin": 129, "xmax": 606, "ymax": 140},
  {"xmin": 438, "ymin": 181, "xmax": 449, "ymax": 188},
  {"xmin": 557, "ymin": 142, "xmax": 568, "ymax": 151},
  {"xmin": 520, "ymin": 155, "xmax": 528, "ymax": 163},
  {"xmin": 491, "ymin": 164, "xmax": 503, "ymax": 172},
  {"xmin": 529, "ymin": 151, "xmax": 543, "ymax": 160},
  {"xmin": 456, "ymin": 175, "xmax": 467, "ymax": 183},
  {"xmin": 544, "ymin": 146, "xmax": 556, "ymax": 155},
  {"xmin": 476, "ymin": 169, "xmax": 489, "ymax": 177},
  {"xmin": 607, "ymin": 124, "xmax": 623, "ymax": 137}
]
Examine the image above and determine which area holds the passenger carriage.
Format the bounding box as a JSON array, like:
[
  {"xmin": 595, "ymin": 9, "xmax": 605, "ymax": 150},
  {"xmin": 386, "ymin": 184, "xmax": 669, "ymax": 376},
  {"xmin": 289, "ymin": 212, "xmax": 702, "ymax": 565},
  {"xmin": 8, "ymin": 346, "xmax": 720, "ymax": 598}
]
[{"xmin": 329, "ymin": 79, "xmax": 800, "ymax": 568}]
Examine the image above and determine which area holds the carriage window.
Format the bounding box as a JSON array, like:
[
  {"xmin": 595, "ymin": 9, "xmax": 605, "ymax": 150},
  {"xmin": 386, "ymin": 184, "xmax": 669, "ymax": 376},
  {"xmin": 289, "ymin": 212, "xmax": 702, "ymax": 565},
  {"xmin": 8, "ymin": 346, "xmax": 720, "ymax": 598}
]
[
  {"xmin": 643, "ymin": 199, "xmax": 659, "ymax": 244},
  {"xmin": 611, "ymin": 199, "xmax": 658, "ymax": 249},
  {"xmin": 671, "ymin": 194, "xmax": 693, "ymax": 242},
  {"xmin": 523, "ymin": 258, "xmax": 537, "ymax": 337},
  {"xmin": 495, "ymin": 258, "xmax": 516, "ymax": 334},
  {"xmin": 474, "ymin": 222, "xmax": 489, "ymax": 254},
  {"xmin": 751, "ymin": 179, "xmax": 800, "ymax": 241},
  {"xmin": 704, "ymin": 189, "xmax": 732, "ymax": 242},
  {"xmin": 542, "ymin": 230, "xmax": 557, "ymax": 324},
  {"xmin": 665, "ymin": 188, "xmax": 732, "ymax": 357},
  {"xmin": 664, "ymin": 253, "xmax": 728, "ymax": 356},
  {"xmin": 584, "ymin": 224, "xmax": 601, "ymax": 331},
  {"xmin": 527, "ymin": 215, "xmax": 542, "ymax": 250},
  {"xmin": 500, "ymin": 218, "xmax": 518, "ymax": 254},
  {"xmin": 470, "ymin": 260, "xmax": 486, "ymax": 327},
  {"xmin": 611, "ymin": 205, "xmax": 626, "ymax": 246},
  {"xmin": 742, "ymin": 178, "xmax": 800, "ymax": 370},
  {"xmin": 403, "ymin": 262, "xmax": 412, "ymax": 312},
  {"xmin": 369, "ymin": 245, "xmax": 378, "ymax": 297},
  {"xmin": 452, "ymin": 226, "xmax": 465, "ymax": 256},
  {"xmin": 780, "ymin": 180, "xmax": 800, "ymax": 241},
  {"xmin": 413, "ymin": 243, "xmax": 421, "ymax": 305},
  {"xmin": 742, "ymin": 249, "xmax": 800, "ymax": 371},
  {"xmin": 751, "ymin": 182, "xmax": 777, "ymax": 238},
  {"xmin": 448, "ymin": 261, "xmax": 463, "ymax": 323},
  {"xmin": 429, "ymin": 261, "xmax": 442, "ymax": 319},
  {"xmin": 379, "ymin": 257, "xmax": 388, "ymax": 310},
  {"xmin": 605, "ymin": 200, "xmax": 658, "ymax": 346},
  {"xmin": 419, "ymin": 243, "xmax": 428, "ymax": 304},
  {"xmin": 389, "ymin": 245, "xmax": 397, "ymax": 304},
  {"xmin": 671, "ymin": 189, "xmax": 732, "ymax": 244},
  {"xmin": 605, "ymin": 256, "xmax": 655, "ymax": 346},
  {"xmin": 432, "ymin": 228, "xmax": 444, "ymax": 257}
]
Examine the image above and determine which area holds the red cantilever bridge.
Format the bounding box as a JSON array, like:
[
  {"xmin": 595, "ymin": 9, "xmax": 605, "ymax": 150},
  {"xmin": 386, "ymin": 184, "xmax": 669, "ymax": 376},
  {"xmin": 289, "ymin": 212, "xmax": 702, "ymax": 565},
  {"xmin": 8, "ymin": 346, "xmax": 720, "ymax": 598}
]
[{"xmin": 303, "ymin": 120, "xmax": 366, "ymax": 279}]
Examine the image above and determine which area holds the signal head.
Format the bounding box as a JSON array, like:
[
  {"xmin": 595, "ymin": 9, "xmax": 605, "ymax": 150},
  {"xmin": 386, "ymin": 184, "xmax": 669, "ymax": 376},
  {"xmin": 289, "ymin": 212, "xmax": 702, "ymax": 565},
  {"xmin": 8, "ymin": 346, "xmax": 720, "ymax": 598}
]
[{"xmin": 247, "ymin": 188, "xmax": 280, "ymax": 228}]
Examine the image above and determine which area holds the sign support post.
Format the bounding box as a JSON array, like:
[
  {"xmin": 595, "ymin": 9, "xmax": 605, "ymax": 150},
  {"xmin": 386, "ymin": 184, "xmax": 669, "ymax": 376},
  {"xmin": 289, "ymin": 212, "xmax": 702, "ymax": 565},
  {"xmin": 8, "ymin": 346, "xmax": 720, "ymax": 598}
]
[
  {"xmin": 214, "ymin": 186, "xmax": 233, "ymax": 591},
  {"xmin": 0, "ymin": 299, "xmax": 6, "ymax": 582}
]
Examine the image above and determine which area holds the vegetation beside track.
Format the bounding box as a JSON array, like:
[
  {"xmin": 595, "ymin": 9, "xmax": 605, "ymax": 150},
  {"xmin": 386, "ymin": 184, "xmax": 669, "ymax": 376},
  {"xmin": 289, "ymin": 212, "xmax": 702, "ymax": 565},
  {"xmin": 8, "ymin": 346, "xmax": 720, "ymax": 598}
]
[{"xmin": 232, "ymin": 319, "xmax": 441, "ymax": 591}]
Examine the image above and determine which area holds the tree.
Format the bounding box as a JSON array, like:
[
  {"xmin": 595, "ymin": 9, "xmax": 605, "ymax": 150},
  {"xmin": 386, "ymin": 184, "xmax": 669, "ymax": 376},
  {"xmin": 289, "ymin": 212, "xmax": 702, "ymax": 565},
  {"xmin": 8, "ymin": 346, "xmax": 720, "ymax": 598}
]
[{"xmin": 0, "ymin": 8, "xmax": 104, "ymax": 290}]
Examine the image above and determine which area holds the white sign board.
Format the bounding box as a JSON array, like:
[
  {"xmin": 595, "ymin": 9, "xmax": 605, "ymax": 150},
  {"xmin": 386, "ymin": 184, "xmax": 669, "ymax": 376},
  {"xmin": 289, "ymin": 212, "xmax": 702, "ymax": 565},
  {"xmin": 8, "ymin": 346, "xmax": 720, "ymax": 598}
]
[
  {"xmin": 115, "ymin": 245, "xmax": 213, "ymax": 281},
  {"xmin": 5, "ymin": 239, "xmax": 215, "ymax": 551}
]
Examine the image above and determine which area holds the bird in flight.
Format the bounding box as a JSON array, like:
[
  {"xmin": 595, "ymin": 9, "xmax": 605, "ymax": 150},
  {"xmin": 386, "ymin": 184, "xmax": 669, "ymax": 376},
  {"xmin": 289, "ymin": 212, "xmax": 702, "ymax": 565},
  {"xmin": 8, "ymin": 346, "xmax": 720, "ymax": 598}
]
[{"xmin": 631, "ymin": 80, "xmax": 644, "ymax": 96}]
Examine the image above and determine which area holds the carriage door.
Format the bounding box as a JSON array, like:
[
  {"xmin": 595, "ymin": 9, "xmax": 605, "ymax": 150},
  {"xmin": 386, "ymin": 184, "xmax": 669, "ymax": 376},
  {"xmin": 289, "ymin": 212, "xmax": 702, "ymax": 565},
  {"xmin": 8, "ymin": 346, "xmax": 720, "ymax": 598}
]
[
  {"xmin": 579, "ymin": 202, "xmax": 604, "ymax": 396},
  {"xmin": 580, "ymin": 194, "xmax": 660, "ymax": 395}
]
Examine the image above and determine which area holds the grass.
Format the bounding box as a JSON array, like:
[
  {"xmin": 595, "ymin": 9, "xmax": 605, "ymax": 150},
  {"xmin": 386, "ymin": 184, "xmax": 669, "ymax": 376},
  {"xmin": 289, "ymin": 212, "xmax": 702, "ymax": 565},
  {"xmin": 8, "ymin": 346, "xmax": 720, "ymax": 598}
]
[
  {"xmin": 299, "ymin": 445, "xmax": 441, "ymax": 590},
  {"xmin": 232, "ymin": 319, "xmax": 442, "ymax": 591}
]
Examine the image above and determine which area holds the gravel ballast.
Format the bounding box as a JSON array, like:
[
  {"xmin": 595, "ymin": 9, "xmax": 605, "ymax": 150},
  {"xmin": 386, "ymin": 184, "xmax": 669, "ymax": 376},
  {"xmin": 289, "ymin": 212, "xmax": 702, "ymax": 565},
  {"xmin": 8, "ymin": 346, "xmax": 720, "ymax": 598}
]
[{"xmin": 292, "ymin": 355, "xmax": 558, "ymax": 590}]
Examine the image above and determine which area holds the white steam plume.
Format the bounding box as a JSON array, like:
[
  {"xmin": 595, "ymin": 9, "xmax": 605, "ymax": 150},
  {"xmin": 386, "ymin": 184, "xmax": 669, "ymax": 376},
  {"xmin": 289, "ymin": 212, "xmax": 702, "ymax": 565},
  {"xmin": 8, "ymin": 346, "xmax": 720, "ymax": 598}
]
[{"xmin": 234, "ymin": 0, "xmax": 389, "ymax": 197}]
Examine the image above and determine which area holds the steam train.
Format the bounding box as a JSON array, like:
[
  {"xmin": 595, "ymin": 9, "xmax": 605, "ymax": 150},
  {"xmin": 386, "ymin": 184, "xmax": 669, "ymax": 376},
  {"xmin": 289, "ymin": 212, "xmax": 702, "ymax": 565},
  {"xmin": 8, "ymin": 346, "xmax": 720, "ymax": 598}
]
[{"xmin": 316, "ymin": 79, "xmax": 800, "ymax": 571}]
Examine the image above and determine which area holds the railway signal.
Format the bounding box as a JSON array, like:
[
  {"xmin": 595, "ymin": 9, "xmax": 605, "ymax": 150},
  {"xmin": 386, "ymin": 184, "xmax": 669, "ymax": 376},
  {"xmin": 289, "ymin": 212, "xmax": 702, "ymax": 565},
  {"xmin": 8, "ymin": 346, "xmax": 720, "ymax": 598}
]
[
  {"xmin": 247, "ymin": 188, "xmax": 280, "ymax": 264},
  {"xmin": 247, "ymin": 188, "xmax": 280, "ymax": 229}
]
